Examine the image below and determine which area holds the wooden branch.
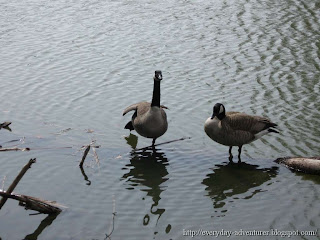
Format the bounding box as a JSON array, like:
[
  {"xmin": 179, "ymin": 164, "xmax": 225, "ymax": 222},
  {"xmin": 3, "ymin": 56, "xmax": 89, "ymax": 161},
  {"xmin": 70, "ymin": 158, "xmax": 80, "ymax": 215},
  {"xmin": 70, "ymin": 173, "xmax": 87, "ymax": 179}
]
[
  {"xmin": 0, "ymin": 147, "xmax": 30, "ymax": 152},
  {"xmin": 0, "ymin": 158, "xmax": 36, "ymax": 209},
  {"xmin": 106, "ymin": 196, "xmax": 117, "ymax": 239},
  {"xmin": 0, "ymin": 191, "xmax": 62, "ymax": 214},
  {"xmin": 79, "ymin": 145, "xmax": 90, "ymax": 168},
  {"xmin": 135, "ymin": 137, "xmax": 191, "ymax": 151}
]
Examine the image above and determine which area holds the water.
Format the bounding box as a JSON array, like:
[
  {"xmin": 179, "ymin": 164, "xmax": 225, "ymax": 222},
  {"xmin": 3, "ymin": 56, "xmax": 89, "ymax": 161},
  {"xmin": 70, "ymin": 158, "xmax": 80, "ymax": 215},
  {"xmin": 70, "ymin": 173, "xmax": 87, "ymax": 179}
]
[{"xmin": 0, "ymin": 0, "xmax": 319, "ymax": 239}]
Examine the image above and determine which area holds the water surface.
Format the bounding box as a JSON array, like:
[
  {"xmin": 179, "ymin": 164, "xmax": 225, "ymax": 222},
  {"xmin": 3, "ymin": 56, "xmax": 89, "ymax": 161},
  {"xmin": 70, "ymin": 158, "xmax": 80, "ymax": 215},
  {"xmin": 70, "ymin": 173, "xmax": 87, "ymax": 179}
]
[{"xmin": 0, "ymin": 0, "xmax": 319, "ymax": 239}]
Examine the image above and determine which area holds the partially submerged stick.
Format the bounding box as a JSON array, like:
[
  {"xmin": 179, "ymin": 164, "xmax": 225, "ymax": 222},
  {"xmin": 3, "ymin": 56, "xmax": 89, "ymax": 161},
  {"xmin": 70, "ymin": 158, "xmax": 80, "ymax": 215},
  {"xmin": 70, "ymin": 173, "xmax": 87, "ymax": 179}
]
[
  {"xmin": 0, "ymin": 191, "xmax": 62, "ymax": 214},
  {"xmin": 135, "ymin": 137, "xmax": 191, "ymax": 151},
  {"xmin": 79, "ymin": 145, "xmax": 90, "ymax": 168},
  {"xmin": 275, "ymin": 157, "xmax": 320, "ymax": 175},
  {"xmin": 0, "ymin": 158, "xmax": 36, "ymax": 209}
]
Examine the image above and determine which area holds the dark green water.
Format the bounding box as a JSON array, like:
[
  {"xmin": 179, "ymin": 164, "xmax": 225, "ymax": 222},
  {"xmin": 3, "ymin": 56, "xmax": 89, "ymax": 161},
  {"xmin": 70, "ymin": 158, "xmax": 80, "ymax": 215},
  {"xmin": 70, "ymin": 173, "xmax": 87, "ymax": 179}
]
[{"xmin": 0, "ymin": 0, "xmax": 319, "ymax": 239}]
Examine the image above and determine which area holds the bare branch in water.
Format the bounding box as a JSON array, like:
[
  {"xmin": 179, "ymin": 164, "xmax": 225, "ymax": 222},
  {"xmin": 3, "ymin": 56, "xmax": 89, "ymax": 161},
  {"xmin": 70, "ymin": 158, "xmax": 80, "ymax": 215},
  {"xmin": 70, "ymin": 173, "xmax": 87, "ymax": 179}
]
[
  {"xmin": 135, "ymin": 137, "xmax": 191, "ymax": 151},
  {"xmin": 0, "ymin": 158, "xmax": 36, "ymax": 209},
  {"xmin": 0, "ymin": 158, "xmax": 64, "ymax": 214},
  {"xmin": 79, "ymin": 145, "xmax": 91, "ymax": 168}
]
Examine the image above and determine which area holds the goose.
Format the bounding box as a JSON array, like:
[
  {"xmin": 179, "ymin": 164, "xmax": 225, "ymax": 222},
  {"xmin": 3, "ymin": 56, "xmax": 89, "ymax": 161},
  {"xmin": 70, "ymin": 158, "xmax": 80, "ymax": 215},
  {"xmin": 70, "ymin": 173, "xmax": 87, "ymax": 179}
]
[
  {"xmin": 123, "ymin": 71, "xmax": 168, "ymax": 146},
  {"xmin": 204, "ymin": 103, "xmax": 279, "ymax": 162}
]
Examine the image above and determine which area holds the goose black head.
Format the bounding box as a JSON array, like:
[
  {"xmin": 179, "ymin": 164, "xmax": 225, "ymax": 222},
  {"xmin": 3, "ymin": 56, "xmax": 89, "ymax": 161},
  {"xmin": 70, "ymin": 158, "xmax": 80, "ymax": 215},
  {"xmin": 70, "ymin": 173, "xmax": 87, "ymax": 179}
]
[
  {"xmin": 211, "ymin": 103, "xmax": 226, "ymax": 120},
  {"xmin": 154, "ymin": 70, "xmax": 162, "ymax": 81}
]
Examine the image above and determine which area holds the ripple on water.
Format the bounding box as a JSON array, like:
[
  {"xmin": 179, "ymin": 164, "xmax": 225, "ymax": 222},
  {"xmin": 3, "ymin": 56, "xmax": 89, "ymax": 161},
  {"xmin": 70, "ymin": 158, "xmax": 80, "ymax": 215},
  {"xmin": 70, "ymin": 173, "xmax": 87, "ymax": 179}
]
[{"xmin": 0, "ymin": 0, "xmax": 320, "ymax": 239}]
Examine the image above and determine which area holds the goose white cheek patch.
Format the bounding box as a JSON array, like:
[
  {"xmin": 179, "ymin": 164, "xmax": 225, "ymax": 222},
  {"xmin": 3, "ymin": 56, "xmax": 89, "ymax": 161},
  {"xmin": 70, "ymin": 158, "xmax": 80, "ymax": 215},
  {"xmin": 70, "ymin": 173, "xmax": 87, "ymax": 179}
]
[{"xmin": 219, "ymin": 105, "xmax": 224, "ymax": 114}]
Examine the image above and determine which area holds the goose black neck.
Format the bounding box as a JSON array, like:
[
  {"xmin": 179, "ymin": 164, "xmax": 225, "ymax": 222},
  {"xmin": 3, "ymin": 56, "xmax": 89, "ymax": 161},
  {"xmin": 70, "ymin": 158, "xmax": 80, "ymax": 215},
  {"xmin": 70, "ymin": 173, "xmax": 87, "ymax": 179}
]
[{"xmin": 151, "ymin": 80, "xmax": 161, "ymax": 107}]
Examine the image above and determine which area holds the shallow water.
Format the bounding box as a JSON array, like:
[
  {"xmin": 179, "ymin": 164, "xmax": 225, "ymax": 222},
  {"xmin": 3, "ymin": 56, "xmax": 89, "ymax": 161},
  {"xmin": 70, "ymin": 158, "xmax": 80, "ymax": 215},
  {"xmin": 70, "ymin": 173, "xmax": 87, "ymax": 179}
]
[{"xmin": 0, "ymin": 0, "xmax": 319, "ymax": 239}]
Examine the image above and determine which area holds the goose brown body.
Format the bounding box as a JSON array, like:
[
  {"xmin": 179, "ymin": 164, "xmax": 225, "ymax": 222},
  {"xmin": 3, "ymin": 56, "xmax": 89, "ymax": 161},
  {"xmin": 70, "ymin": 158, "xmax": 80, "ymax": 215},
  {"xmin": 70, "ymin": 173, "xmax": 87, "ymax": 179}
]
[{"xmin": 123, "ymin": 101, "xmax": 168, "ymax": 139}]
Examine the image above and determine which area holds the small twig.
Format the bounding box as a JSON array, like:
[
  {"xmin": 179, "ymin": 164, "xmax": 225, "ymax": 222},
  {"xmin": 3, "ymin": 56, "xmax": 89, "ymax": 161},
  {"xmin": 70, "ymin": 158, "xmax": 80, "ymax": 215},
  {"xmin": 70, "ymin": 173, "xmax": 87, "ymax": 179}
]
[
  {"xmin": 92, "ymin": 147, "xmax": 100, "ymax": 166},
  {"xmin": 105, "ymin": 195, "xmax": 117, "ymax": 240},
  {"xmin": 79, "ymin": 145, "xmax": 90, "ymax": 168},
  {"xmin": 0, "ymin": 158, "xmax": 36, "ymax": 209},
  {"xmin": 135, "ymin": 137, "xmax": 191, "ymax": 151}
]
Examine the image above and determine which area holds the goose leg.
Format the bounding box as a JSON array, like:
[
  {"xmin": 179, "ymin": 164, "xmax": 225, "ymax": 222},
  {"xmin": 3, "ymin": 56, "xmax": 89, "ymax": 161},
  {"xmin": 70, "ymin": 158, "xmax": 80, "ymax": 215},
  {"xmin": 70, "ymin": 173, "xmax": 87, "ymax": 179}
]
[
  {"xmin": 238, "ymin": 146, "xmax": 242, "ymax": 163},
  {"xmin": 228, "ymin": 146, "xmax": 233, "ymax": 162},
  {"xmin": 152, "ymin": 138, "xmax": 156, "ymax": 147}
]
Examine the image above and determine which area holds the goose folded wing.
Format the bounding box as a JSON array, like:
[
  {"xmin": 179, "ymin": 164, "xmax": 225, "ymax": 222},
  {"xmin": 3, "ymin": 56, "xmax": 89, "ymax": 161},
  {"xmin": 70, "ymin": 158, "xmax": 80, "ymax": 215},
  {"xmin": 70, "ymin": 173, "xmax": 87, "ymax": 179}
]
[
  {"xmin": 226, "ymin": 113, "xmax": 274, "ymax": 134},
  {"xmin": 123, "ymin": 103, "xmax": 141, "ymax": 116}
]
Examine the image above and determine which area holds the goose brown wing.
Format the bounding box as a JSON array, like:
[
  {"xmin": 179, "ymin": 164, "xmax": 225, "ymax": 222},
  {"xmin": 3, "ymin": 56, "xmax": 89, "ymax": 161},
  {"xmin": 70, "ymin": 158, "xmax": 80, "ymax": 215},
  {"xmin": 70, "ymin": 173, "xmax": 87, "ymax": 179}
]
[
  {"xmin": 225, "ymin": 113, "xmax": 274, "ymax": 134},
  {"xmin": 123, "ymin": 102, "xmax": 151, "ymax": 116}
]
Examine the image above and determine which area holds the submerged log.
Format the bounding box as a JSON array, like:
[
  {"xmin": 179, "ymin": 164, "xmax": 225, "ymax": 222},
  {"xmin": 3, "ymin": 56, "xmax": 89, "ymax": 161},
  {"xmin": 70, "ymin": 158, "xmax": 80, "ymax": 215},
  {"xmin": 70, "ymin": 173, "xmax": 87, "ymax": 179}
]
[
  {"xmin": 275, "ymin": 157, "xmax": 320, "ymax": 175},
  {"xmin": 0, "ymin": 191, "xmax": 62, "ymax": 214}
]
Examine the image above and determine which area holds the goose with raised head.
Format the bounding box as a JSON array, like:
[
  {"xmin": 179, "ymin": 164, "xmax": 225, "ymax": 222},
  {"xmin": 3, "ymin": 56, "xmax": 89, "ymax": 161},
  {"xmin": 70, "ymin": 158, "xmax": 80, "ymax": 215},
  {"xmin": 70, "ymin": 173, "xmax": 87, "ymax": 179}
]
[
  {"xmin": 204, "ymin": 103, "xmax": 279, "ymax": 162},
  {"xmin": 123, "ymin": 71, "xmax": 168, "ymax": 146}
]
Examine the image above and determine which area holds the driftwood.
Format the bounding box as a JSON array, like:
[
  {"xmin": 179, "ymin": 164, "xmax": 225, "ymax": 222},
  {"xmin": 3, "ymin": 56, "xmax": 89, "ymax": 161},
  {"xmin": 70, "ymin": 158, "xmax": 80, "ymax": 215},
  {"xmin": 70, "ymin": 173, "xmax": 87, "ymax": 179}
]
[
  {"xmin": 275, "ymin": 157, "xmax": 320, "ymax": 175},
  {"xmin": 0, "ymin": 191, "xmax": 62, "ymax": 214},
  {"xmin": 0, "ymin": 158, "xmax": 63, "ymax": 214}
]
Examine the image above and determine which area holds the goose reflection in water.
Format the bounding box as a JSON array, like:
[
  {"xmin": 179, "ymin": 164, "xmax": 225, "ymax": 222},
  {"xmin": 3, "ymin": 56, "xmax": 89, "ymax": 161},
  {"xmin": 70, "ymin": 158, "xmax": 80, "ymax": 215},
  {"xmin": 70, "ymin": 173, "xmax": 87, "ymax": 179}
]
[
  {"xmin": 202, "ymin": 162, "xmax": 278, "ymax": 216},
  {"xmin": 122, "ymin": 133, "xmax": 169, "ymax": 226}
]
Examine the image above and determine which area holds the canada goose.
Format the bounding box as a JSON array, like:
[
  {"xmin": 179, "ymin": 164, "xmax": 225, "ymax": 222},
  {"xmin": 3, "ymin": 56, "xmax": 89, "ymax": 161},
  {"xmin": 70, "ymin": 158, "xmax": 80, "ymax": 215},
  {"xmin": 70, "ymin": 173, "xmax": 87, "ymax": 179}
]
[
  {"xmin": 123, "ymin": 71, "xmax": 168, "ymax": 146},
  {"xmin": 204, "ymin": 103, "xmax": 279, "ymax": 162}
]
